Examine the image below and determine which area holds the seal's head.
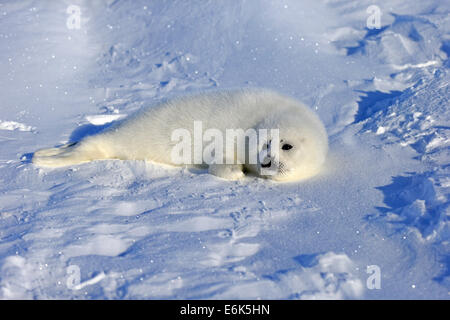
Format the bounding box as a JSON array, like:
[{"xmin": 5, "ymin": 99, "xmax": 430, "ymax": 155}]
[{"xmin": 251, "ymin": 107, "xmax": 328, "ymax": 182}]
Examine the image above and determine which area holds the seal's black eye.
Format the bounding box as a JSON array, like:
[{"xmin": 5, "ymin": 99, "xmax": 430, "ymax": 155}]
[{"xmin": 282, "ymin": 144, "xmax": 293, "ymax": 151}]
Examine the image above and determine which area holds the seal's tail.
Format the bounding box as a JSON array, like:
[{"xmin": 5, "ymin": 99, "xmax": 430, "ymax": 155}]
[{"xmin": 32, "ymin": 142, "xmax": 94, "ymax": 167}]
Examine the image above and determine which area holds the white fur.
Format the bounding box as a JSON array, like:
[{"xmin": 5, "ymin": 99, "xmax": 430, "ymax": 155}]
[{"xmin": 33, "ymin": 89, "xmax": 328, "ymax": 182}]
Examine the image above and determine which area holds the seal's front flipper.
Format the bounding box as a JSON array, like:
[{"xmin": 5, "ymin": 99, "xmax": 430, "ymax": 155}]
[{"xmin": 208, "ymin": 164, "xmax": 245, "ymax": 180}]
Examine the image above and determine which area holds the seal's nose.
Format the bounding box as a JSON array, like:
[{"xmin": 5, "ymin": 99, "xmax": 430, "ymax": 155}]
[{"xmin": 261, "ymin": 158, "xmax": 272, "ymax": 168}]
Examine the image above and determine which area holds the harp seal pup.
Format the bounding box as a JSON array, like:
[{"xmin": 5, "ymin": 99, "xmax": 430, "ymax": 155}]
[{"xmin": 32, "ymin": 89, "xmax": 328, "ymax": 182}]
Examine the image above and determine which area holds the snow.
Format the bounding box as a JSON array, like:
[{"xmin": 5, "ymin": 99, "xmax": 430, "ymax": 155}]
[
  {"xmin": 0, "ymin": 120, "xmax": 35, "ymax": 132},
  {"xmin": 0, "ymin": 0, "xmax": 449, "ymax": 299}
]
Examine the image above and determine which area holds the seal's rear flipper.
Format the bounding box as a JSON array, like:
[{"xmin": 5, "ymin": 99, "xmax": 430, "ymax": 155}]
[{"xmin": 32, "ymin": 142, "xmax": 92, "ymax": 167}]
